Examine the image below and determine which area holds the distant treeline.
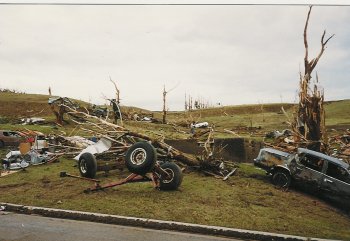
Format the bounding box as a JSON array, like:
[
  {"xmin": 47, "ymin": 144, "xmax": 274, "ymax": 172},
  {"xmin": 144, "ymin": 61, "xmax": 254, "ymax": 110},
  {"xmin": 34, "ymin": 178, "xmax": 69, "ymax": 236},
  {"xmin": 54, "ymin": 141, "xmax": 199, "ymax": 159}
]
[{"xmin": 0, "ymin": 88, "xmax": 26, "ymax": 94}]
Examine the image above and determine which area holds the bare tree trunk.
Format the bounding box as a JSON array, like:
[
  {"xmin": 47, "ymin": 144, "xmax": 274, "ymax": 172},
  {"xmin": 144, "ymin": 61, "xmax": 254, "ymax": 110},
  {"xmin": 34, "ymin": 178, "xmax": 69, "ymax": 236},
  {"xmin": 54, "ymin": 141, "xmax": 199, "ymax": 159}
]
[
  {"xmin": 294, "ymin": 6, "xmax": 334, "ymax": 152},
  {"xmin": 50, "ymin": 99, "xmax": 65, "ymax": 126},
  {"xmin": 161, "ymin": 83, "xmax": 178, "ymax": 124},
  {"xmin": 109, "ymin": 76, "xmax": 120, "ymax": 104},
  {"xmin": 162, "ymin": 86, "xmax": 167, "ymax": 124},
  {"xmin": 109, "ymin": 76, "xmax": 122, "ymax": 125}
]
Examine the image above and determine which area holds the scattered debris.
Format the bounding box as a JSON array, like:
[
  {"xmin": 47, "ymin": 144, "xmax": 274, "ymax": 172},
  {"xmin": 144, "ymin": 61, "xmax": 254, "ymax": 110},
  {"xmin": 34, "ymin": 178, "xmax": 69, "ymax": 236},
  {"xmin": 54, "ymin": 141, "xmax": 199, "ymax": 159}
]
[
  {"xmin": 0, "ymin": 130, "xmax": 62, "ymax": 175},
  {"xmin": 21, "ymin": 117, "xmax": 46, "ymax": 125},
  {"xmin": 48, "ymin": 96, "xmax": 81, "ymax": 125},
  {"xmin": 264, "ymin": 130, "xmax": 350, "ymax": 165},
  {"xmin": 265, "ymin": 129, "xmax": 292, "ymax": 139},
  {"xmin": 223, "ymin": 168, "xmax": 237, "ymax": 181},
  {"xmin": 57, "ymin": 136, "xmax": 95, "ymax": 149},
  {"xmin": 2, "ymin": 151, "xmax": 29, "ymax": 171},
  {"xmin": 141, "ymin": 116, "xmax": 152, "ymax": 122},
  {"xmin": 90, "ymin": 105, "xmax": 108, "ymax": 118},
  {"xmin": 52, "ymin": 104, "xmax": 239, "ymax": 178},
  {"xmin": 192, "ymin": 122, "xmax": 209, "ymax": 128},
  {"xmin": 74, "ymin": 137, "xmax": 113, "ymax": 161}
]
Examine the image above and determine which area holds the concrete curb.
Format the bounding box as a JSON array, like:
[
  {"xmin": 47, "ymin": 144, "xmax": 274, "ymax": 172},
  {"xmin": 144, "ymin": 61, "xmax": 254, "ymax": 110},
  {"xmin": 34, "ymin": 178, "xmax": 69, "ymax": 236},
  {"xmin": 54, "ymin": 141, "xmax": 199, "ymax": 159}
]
[{"xmin": 0, "ymin": 202, "xmax": 337, "ymax": 241}]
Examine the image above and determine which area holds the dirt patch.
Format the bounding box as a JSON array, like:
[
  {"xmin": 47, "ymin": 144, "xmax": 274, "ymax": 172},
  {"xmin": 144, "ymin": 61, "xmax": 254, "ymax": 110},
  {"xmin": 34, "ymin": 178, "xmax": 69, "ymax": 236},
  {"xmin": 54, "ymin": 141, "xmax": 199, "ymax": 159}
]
[
  {"xmin": 0, "ymin": 182, "xmax": 30, "ymax": 189},
  {"xmin": 0, "ymin": 100, "xmax": 52, "ymax": 118}
]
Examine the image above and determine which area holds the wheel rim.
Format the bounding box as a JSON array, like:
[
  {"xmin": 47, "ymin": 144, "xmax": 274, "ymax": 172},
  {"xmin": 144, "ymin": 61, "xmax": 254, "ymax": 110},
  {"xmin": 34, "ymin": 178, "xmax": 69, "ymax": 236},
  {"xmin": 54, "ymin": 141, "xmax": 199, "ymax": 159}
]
[
  {"xmin": 80, "ymin": 159, "xmax": 87, "ymax": 173},
  {"xmin": 162, "ymin": 168, "xmax": 175, "ymax": 183},
  {"xmin": 274, "ymin": 173, "xmax": 288, "ymax": 187},
  {"xmin": 130, "ymin": 148, "xmax": 147, "ymax": 166}
]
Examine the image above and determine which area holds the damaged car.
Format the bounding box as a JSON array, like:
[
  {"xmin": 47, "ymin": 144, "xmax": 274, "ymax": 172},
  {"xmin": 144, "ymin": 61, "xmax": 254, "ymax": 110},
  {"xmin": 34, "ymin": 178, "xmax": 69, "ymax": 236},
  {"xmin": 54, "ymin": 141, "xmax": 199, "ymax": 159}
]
[
  {"xmin": 254, "ymin": 147, "xmax": 350, "ymax": 199},
  {"xmin": 0, "ymin": 130, "xmax": 23, "ymax": 148}
]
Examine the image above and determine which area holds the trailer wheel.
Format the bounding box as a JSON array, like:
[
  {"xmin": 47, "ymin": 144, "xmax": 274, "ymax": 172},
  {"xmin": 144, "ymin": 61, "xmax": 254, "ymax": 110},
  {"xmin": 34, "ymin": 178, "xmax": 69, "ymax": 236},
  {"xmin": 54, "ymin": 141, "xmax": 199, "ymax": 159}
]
[
  {"xmin": 272, "ymin": 169, "xmax": 291, "ymax": 189},
  {"xmin": 159, "ymin": 162, "xmax": 183, "ymax": 191},
  {"xmin": 78, "ymin": 153, "xmax": 97, "ymax": 178},
  {"xmin": 125, "ymin": 142, "xmax": 156, "ymax": 175}
]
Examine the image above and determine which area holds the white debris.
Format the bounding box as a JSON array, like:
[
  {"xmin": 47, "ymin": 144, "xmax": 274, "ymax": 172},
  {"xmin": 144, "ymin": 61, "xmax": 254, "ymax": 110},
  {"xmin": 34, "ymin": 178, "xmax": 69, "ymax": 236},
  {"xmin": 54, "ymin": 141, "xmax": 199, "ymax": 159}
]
[{"xmin": 74, "ymin": 137, "xmax": 113, "ymax": 161}]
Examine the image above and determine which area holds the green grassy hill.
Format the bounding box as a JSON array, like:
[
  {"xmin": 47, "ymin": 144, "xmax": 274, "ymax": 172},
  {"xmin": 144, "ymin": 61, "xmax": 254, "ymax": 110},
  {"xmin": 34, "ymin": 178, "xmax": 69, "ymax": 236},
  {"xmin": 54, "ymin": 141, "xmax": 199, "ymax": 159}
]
[
  {"xmin": 1, "ymin": 92, "xmax": 350, "ymax": 240},
  {"xmin": 1, "ymin": 92, "xmax": 350, "ymax": 139},
  {"xmin": 0, "ymin": 92, "xmax": 53, "ymax": 118}
]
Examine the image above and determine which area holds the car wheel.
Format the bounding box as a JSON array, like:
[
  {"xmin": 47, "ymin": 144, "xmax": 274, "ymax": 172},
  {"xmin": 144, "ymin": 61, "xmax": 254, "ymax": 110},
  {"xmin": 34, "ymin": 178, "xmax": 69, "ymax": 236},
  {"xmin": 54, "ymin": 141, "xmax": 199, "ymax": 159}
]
[
  {"xmin": 78, "ymin": 153, "xmax": 97, "ymax": 178},
  {"xmin": 125, "ymin": 142, "xmax": 156, "ymax": 175},
  {"xmin": 0, "ymin": 140, "xmax": 4, "ymax": 148},
  {"xmin": 159, "ymin": 162, "xmax": 183, "ymax": 191},
  {"xmin": 272, "ymin": 169, "xmax": 291, "ymax": 189}
]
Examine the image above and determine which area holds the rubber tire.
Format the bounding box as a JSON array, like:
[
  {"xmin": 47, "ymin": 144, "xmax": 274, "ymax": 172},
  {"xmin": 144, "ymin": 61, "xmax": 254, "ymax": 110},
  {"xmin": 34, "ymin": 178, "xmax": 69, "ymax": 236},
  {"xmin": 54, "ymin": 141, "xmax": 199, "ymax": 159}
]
[
  {"xmin": 78, "ymin": 153, "xmax": 97, "ymax": 178},
  {"xmin": 125, "ymin": 142, "xmax": 157, "ymax": 175},
  {"xmin": 0, "ymin": 140, "xmax": 4, "ymax": 148},
  {"xmin": 159, "ymin": 162, "xmax": 183, "ymax": 191},
  {"xmin": 272, "ymin": 169, "xmax": 291, "ymax": 189}
]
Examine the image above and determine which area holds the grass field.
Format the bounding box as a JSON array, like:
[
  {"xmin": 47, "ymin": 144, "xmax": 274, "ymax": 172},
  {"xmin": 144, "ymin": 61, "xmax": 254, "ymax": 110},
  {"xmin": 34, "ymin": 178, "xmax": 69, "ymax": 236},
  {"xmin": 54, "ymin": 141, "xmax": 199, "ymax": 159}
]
[
  {"xmin": 1, "ymin": 158, "xmax": 350, "ymax": 240},
  {"xmin": 1, "ymin": 92, "xmax": 350, "ymax": 239},
  {"xmin": 1, "ymin": 92, "xmax": 350, "ymax": 139}
]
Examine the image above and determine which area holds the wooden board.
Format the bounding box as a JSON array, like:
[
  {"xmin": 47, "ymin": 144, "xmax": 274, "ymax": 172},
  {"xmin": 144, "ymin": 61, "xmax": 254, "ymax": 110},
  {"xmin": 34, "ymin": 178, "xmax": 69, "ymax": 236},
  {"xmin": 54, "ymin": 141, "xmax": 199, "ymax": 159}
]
[{"xmin": 0, "ymin": 170, "xmax": 19, "ymax": 177}]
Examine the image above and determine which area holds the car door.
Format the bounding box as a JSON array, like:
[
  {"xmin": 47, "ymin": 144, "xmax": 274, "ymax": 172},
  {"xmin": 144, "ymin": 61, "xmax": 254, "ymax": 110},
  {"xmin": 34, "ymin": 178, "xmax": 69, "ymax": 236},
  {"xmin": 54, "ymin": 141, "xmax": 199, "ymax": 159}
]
[
  {"xmin": 321, "ymin": 161, "xmax": 350, "ymax": 198},
  {"xmin": 291, "ymin": 153, "xmax": 325, "ymax": 190}
]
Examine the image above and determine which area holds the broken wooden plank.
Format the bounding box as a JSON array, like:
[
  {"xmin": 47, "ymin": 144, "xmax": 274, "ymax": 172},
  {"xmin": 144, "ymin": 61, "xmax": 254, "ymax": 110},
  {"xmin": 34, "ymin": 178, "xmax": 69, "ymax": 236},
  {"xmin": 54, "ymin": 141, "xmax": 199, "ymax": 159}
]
[{"xmin": 223, "ymin": 168, "xmax": 237, "ymax": 181}]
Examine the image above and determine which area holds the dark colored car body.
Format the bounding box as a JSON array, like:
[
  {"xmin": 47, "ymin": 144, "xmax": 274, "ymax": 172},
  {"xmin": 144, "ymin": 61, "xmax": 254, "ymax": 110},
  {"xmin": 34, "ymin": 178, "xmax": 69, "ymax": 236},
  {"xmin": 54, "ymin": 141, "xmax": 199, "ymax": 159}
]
[
  {"xmin": 0, "ymin": 130, "xmax": 22, "ymax": 147},
  {"xmin": 254, "ymin": 147, "xmax": 350, "ymax": 199}
]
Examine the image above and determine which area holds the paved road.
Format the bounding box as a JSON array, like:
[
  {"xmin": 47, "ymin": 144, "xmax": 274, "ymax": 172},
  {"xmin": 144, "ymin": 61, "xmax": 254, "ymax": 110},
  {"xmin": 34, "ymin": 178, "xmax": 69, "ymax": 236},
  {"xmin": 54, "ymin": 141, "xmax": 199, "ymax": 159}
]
[{"xmin": 0, "ymin": 212, "xmax": 241, "ymax": 241}]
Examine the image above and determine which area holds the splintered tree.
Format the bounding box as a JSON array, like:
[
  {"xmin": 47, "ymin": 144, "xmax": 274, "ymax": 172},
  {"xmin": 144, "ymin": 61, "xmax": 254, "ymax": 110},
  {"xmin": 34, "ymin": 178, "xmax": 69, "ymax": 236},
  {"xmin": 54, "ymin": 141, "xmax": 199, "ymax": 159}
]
[
  {"xmin": 109, "ymin": 76, "xmax": 120, "ymax": 104},
  {"xmin": 109, "ymin": 76, "xmax": 123, "ymax": 125},
  {"xmin": 293, "ymin": 6, "xmax": 334, "ymax": 152},
  {"xmin": 162, "ymin": 83, "xmax": 178, "ymax": 124},
  {"xmin": 185, "ymin": 93, "xmax": 211, "ymax": 111},
  {"xmin": 162, "ymin": 86, "xmax": 168, "ymax": 124}
]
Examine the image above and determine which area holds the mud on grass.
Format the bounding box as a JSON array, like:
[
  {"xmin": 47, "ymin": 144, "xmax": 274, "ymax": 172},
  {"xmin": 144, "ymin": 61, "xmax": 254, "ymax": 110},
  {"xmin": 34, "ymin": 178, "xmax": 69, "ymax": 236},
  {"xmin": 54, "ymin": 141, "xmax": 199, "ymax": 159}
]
[{"xmin": 0, "ymin": 159, "xmax": 350, "ymax": 240}]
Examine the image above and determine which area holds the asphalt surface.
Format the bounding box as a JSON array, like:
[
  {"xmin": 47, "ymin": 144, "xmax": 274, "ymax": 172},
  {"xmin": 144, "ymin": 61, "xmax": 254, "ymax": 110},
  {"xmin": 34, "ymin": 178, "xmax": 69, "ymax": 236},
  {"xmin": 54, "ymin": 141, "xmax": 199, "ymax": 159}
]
[{"xmin": 0, "ymin": 212, "xmax": 241, "ymax": 241}]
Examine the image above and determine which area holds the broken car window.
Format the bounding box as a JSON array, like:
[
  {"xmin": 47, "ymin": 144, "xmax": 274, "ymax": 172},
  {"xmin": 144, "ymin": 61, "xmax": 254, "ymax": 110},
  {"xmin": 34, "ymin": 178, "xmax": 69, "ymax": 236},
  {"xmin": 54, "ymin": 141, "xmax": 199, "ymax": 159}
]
[
  {"xmin": 299, "ymin": 154, "xmax": 324, "ymax": 172},
  {"xmin": 326, "ymin": 162, "xmax": 350, "ymax": 184}
]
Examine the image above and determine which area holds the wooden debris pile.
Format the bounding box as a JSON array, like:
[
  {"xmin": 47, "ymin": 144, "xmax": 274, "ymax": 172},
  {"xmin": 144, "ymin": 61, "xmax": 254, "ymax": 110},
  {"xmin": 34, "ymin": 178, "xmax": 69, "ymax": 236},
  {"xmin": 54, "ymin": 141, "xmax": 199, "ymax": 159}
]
[
  {"xmin": 329, "ymin": 131, "xmax": 350, "ymax": 164},
  {"xmin": 60, "ymin": 106, "xmax": 198, "ymax": 165},
  {"xmin": 56, "ymin": 106, "xmax": 237, "ymax": 179},
  {"xmin": 264, "ymin": 129, "xmax": 350, "ymax": 164},
  {"xmin": 194, "ymin": 127, "xmax": 238, "ymax": 179}
]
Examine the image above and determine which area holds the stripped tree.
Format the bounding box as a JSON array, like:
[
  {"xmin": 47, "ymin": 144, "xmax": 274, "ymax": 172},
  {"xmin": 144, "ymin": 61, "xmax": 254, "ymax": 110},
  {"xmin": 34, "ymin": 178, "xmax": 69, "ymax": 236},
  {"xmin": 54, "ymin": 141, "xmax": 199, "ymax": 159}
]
[
  {"xmin": 162, "ymin": 83, "xmax": 178, "ymax": 124},
  {"xmin": 109, "ymin": 76, "xmax": 123, "ymax": 125},
  {"xmin": 293, "ymin": 6, "xmax": 334, "ymax": 152},
  {"xmin": 109, "ymin": 76, "xmax": 120, "ymax": 104}
]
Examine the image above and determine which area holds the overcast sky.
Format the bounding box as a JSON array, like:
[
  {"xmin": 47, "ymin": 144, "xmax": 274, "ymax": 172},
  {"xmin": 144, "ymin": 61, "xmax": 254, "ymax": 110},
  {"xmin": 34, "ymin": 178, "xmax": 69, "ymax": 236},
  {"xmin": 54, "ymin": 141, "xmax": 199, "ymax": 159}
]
[{"xmin": 0, "ymin": 4, "xmax": 349, "ymax": 110}]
